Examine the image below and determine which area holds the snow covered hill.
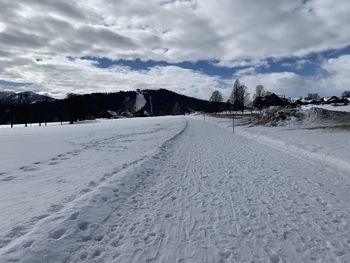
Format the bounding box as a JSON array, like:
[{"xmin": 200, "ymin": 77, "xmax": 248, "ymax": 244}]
[
  {"xmin": 0, "ymin": 91, "xmax": 55, "ymax": 104},
  {"xmin": 1, "ymin": 117, "xmax": 350, "ymax": 262}
]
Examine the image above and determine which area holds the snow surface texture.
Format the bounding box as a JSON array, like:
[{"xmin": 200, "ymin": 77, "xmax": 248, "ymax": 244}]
[
  {"xmin": 1, "ymin": 116, "xmax": 350, "ymax": 262},
  {"xmin": 302, "ymin": 108, "xmax": 350, "ymax": 127},
  {"xmin": 208, "ymin": 114, "xmax": 350, "ymax": 175},
  {"xmin": 302, "ymin": 104, "xmax": 350, "ymax": 113},
  {"xmin": 248, "ymin": 107, "xmax": 350, "ymax": 128},
  {"xmin": 0, "ymin": 117, "xmax": 184, "ymax": 250}
]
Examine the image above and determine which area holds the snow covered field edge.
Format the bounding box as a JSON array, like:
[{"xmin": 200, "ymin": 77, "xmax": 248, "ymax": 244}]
[
  {"xmin": 0, "ymin": 118, "xmax": 187, "ymax": 262},
  {"xmin": 204, "ymin": 116, "xmax": 350, "ymax": 175},
  {"xmin": 236, "ymin": 129, "xmax": 350, "ymax": 175}
]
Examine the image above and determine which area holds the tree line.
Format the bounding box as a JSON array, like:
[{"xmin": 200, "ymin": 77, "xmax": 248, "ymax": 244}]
[
  {"xmin": 0, "ymin": 91, "xmax": 136, "ymax": 127},
  {"xmin": 209, "ymin": 79, "xmax": 254, "ymax": 112},
  {"xmin": 0, "ymin": 89, "xmax": 216, "ymax": 126},
  {"xmin": 209, "ymin": 79, "xmax": 350, "ymax": 112}
]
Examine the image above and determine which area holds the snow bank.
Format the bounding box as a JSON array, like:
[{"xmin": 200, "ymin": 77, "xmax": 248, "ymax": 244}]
[
  {"xmin": 237, "ymin": 129, "xmax": 350, "ymax": 174},
  {"xmin": 251, "ymin": 107, "xmax": 304, "ymax": 127},
  {"xmin": 205, "ymin": 115, "xmax": 350, "ymax": 174},
  {"xmin": 250, "ymin": 106, "xmax": 350, "ymax": 127},
  {"xmin": 303, "ymin": 107, "xmax": 350, "ymax": 126},
  {"xmin": 302, "ymin": 104, "xmax": 350, "ymax": 113}
]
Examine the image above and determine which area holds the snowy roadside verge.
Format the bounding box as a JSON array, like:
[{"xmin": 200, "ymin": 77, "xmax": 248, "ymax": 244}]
[
  {"xmin": 0, "ymin": 117, "xmax": 187, "ymax": 262},
  {"xmin": 236, "ymin": 129, "xmax": 350, "ymax": 174},
  {"xmin": 202, "ymin": 116, "xmax": 350, "ymax": 175}
]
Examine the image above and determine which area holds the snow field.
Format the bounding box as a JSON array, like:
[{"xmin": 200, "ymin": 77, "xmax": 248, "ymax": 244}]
[
  {"xmin": 0, "ymin": 117, "xmax": 186, "ymax": 250},
  {"xmin": 302, "ymin": 104, "xmax": 350, "ymax": 113},
  {"xmin": 1, "ymin": 117, "xmax": 350, "ymax": 262},
  {"xmin": 205, "ymin": 115, "xmax": 350, "ymax": 174}
]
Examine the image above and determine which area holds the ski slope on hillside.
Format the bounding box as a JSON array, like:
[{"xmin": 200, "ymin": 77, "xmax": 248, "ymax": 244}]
[{"xmin": 1, "ymin": 117, "xmax": 350, "ymax": 262}]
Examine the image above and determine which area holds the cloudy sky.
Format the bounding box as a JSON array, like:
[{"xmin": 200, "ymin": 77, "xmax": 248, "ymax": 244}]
[{"xmin": 1, "ymin": 0, "xmax": 350, "ymax": 99}]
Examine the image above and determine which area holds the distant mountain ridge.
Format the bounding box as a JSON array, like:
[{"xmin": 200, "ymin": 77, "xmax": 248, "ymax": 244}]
[
  {"xmin": 0, "ymin": 90, "xmax": 55, "ymax": 105},
  {"xmin": 0, "ymin": 89, "xmax": 221, "ymax": 125}
]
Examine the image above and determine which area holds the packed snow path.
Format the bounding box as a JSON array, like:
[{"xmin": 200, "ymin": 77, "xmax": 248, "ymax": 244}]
[{"xmin": 2, "ymin": 117, "xmax": 350, "ymax": 262}]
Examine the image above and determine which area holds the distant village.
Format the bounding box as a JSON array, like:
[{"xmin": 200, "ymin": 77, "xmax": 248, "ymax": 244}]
[{"xmin": 254, "ymin": 92, "xmax": 350, "ymax": 109}]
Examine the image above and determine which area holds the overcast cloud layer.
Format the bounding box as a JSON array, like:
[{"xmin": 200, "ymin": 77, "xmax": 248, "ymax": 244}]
[{"xmin": 1, "ymin": 0, "xmax": 350, "ymax": 99}]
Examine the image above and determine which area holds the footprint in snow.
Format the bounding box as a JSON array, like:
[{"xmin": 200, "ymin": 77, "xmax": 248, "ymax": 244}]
[
  {"xmin": 78, "ymin": 221, "xmax": 89, "ymax": 231},
  {"xmin": 92, "ymin": 250, "xmax": 101, "ymax": 258},
  {"xmin": 94, "ymin": 235, "xmax": 104, "ymax": 242},
  {"xmin": 69, "ymin": 212, "xmax": 79, "ymax": 220},
  {"xmin": 49, "ymin": 161, "xmax": 60, "ymax": 165},
  {"xmin": 164, "ymin": 213, "xmax": 172, "ymax": 218},
  {"xmin": 22, "ymin": 240, "xmax": 34, "ymax": 248},
  {"xmin": 88, "ymin": 181, "xmax": 97, "ymax": 187},
  {"xmin": 48, "ymin": 228, "xmax": 66, "ymax": 239},
  {"xmin": 1, "ymin": 176, "xmax": 15, "ymax": 182},
  {"xmin": 20, "ymin": 166, "xmax": 39, "ymax": 172}
]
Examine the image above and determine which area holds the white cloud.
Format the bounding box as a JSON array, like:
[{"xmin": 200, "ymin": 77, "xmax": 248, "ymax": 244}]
[
  {"xmin": 239, "ymin": 72, "xmax": 308, "ymax": 98},
  {"xmin": 0, "ymin": 56, "xmax": 226, "ymax": 99},
  {"xmin": 237, "ymin": 55, "xmax": 350, "ymax": 98},
  {"xmin": 319, "ymin": 55, "xmax": 350, "ymax": 94},
  {"xmin": 1, "ymin": 0, "xmax": 350, "ymax": 62},
  {"xmin": 1, "ymin": 0, "xmax": 350, "ymax": 98},
  {"xmin": 0, "ymin": 22, "xmax": 5, "ymax": 33},
  {"xmin": 212, "ymin": 59, "xmax": 269, "ymax": 69}
]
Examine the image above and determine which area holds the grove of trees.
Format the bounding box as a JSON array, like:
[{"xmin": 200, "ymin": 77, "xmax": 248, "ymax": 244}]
[
  {"xmin": 229, "ymin": 79, "xmax": 250, "ymax": 112},
  {"xmin": 209, "ymin": 90, "xmax": 223, "ymax": 112}
]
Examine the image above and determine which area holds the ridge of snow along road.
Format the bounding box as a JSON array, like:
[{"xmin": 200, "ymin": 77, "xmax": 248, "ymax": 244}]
[
  {"xmin": 1, "ymin": 117, "xmax": 350, "ymax": 262},
  {"xmin": 204, "ymin": 115, "xmax": 350, "ymax": 176},
  {"xmin": 236, "ymin": 130, "xmax": 350, "ymax": 175}
]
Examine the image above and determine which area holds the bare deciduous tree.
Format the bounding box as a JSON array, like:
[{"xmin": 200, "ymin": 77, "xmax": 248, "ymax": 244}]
[
  {"xmin": 305, "ymin": 93, "xmax": 320, "ymax": 100},
  {"xmin": 230, "ymin": 79, "xmax": 250, "ymax": 112},
  {"xmin": 255, "ymin": 85, "xmax": 265, "ymax": 99},
  {"xmin": 209, "ymin": 90, "xmax": 223, "ymax": 103},
  {"xmin": 209, "ymin": 90, "xmax": 223, "ymax": 112}
]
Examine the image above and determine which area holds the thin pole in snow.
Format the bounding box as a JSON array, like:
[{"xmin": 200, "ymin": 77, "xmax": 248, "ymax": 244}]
[{"xmin": 232, "ymin": 112, "xmax": 234, "ymax": 133}]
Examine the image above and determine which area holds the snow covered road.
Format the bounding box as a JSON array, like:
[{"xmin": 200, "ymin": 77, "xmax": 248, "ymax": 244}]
[{"xmin": 1, "ymin": 117, "xmax": 350, "ymax": 262}]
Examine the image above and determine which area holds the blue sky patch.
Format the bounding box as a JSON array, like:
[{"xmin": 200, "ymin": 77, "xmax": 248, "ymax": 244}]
[
  {"xmin": 80, "ymin": 44, "xmax": 350, "ymax": 81},
  {"xmin": 0, "ymin": 80, "xmax": 33, "ymax": 88}
]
